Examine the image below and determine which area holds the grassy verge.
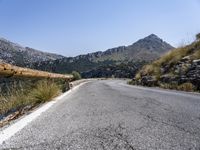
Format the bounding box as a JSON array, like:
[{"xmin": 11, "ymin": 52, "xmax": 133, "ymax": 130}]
[{"xmin": 0, "ymin": 79, "xmax": 67, "ymax": 120}]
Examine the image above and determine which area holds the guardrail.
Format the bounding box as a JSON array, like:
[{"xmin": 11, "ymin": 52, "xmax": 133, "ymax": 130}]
[{"xmin": 0, "ymin": 63, "xmax": 73, "ymax": 80}]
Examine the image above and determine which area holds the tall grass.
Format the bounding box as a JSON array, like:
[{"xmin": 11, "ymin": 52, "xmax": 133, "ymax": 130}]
[
  {"xmin": 0, "ymin": 90, "xmax": 28, "ymax": 116},
  {"xmin": 177, "ymin": 83, "xmax": 195, "ymax": 92},
  {"xmin": 0, "ymin": 79, "xmax": 64, "ymax": 117},
  {"xmin": 30, "ymin": 80, "xmax": 60, "ymax": 103}
]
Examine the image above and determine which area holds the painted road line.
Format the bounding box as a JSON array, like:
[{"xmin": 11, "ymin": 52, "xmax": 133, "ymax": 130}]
[{"xmin": 0, "ymin": 82, "xmax": 87, "ymax": 145}]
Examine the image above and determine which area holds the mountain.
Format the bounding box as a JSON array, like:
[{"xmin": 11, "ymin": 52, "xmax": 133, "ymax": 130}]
[
  {"xmin": 90, "ymin": 34, "xmax": 174, "ymax": 62},
  {"xmin": 32, "ymin": 34, "xmax": 174, "ymax": 74},
  {"xmin": 0, "ymin": 34, "xmax": 174, "ymax": 78},
  {"xmin": 0, "ymin": 38, "xmax": 64, "ymax": 67},
  {"xmin": 133, "ymin": 34, "xmax": 200, "ymax": 91}
]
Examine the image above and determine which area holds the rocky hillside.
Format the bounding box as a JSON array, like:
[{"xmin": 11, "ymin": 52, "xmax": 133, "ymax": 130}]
[
  {"xmin": 81, "ymin": 61, "xmax": 146, "ymax": 79},
  {"xmin": 0, "ymin": 38, "xmax": 64, "ymax": 67},
  {"xmin": 33, "ymin": 34, "xmax": 173, "ymax": 75},
  {"xmin": 70, "ymin": 34, "xmax": 173, "ymax": 63},
  {"xmin": 133, "ymin": 33, "xmax": 200, "ymax": 91}
]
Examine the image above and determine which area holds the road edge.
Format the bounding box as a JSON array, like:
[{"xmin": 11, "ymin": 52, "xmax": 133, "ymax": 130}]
[{"xmin": 0, "ymin": 81, "xmax": 88, "ymax": 145}]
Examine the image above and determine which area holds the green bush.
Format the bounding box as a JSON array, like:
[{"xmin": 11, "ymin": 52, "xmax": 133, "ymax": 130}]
[{"xmin": 71, "ymin": 71, "xmax": 81, "ymax": 80}]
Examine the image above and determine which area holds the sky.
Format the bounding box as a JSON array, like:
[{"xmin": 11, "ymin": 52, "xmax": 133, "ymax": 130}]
[{"xmin": 0, "ymin": 0, "xmax": 200, "ymax": 56}]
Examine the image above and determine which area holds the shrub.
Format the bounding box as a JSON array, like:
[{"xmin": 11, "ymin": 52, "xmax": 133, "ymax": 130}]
[
  {"xmin": 135, "ymin": 72, "xmax": 141, "ymax": 80},
  {"xmin": 177, "ymin": 82, "xmax": 195, "ymax": 92},
  {"xmin": 71, "ymin": 71, "xmax": 81, "ymax": 80},
  {"xmin": 30, "ymin": 80, "xmax": 60, "ymax": 103},
  {"xmin": 127, "ymin": 80, "xmax": 135, "ymax": 85}
]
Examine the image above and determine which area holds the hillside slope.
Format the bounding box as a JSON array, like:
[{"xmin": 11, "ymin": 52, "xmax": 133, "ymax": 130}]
[
  {"xmin": 33, "ymin": 34, "xmax": 173, "ymax": 75},
  {"xmin": 0, "ymin": 38, "xmax": 64, "ymax": 67},
  {"xmin": 0, "ymin": 35, "xmax": 173, "ymax": 78},
  {"xmin": 94, "ymin": 34, "xmax": 173, "ymax": 62},
  {"xmin": 133, "ymin": 34, "xmax": 200, "ymax": 91}
]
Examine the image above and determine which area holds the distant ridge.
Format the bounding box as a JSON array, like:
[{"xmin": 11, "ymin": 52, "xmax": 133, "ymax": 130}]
[
  {"xmin": 31, "ymin": 34, "xmax": 174, "ymax": 74},
  {"xmin": 0, "ymin": 34, "xmax": 174, "ymax": 75}
]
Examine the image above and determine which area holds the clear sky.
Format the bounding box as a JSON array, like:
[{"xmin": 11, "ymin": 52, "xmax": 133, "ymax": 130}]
[{"xmin": 0, "ymin": 0, "xmax": 200, "ymax": 56}]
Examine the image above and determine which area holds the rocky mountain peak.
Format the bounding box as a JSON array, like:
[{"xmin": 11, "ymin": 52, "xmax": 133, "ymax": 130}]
[
  {"xmin": 135, "ymin": 34, "xmax": 163, "ymax": 44},
  {"xmin": 145, "ymin": 34, "xmax": 160, "ymax": 39}
]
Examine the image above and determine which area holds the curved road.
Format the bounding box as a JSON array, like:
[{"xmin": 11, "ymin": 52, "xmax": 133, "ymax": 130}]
[{"xmin": 1, "ymin": 80, "xmax": 200, "ymax": 149}]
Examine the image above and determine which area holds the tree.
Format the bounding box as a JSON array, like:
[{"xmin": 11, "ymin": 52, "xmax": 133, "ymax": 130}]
[{"xmin": 71, "ymin": 71, "xmax": 81, "ymax": 80}]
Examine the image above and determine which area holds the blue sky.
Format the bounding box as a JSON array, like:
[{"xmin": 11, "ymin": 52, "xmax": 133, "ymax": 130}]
[{"xmin": 0, "ymin": 0, "xmax": 200, "ymax": 56}]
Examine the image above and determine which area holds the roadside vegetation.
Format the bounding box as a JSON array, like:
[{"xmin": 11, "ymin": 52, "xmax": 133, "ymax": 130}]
[
  {"xmin": 0, "ymin": 78, "xmax": 68, "ymax": 122},
  {"xmin": 71, "ymin": 71, "xmax": 82, "ymax": 80},
  {"xmin": 130, "ymin": 33, "xmax": 200, "ymax": 92}
]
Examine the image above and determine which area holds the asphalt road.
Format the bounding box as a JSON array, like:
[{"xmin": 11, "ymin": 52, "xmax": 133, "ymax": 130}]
[{"xmin": 1, "ymin": 80, "xmax": 200, "ymax": 150}]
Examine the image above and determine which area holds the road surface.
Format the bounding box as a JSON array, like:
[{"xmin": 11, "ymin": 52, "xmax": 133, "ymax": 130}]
[{"xmin": 1, "ymin": 80, "xmax": 200, "ymax": 150}]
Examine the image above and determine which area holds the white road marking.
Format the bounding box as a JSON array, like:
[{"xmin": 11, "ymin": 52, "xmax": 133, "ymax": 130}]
[{"xmin": 0, "ymin": 82, "xmax": 87, "ymax": 145}]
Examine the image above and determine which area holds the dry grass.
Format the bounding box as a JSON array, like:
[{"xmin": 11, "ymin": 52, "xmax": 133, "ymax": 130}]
[
  {"xmin": 0, "ymin": 90, "xmax": 29, "ymax": 115},
  {"xmin": 156, "ymin": 41, "xmax": 200, "ymax": 67},
  {"xmin": 191, "ymin": 49, "xmax": 200, "ymax": 60},
  {"xmin": 30, "ymin": 80, "xmax": 60, "ymax": 103},
  {"xmin": 159, "ymin": 82, "xmax": 195, "ymax": 92},
  {"xmin": 0, "ymin": 79, "xmax": 63, "ymax": 117},
  {"xmin": 159, "ymin": 83, "xmax": 178, "ymax": 90},
  {"xmin": 177, "ymin": 83, "xmax": 195, "ymax": 92},
  {"xmin": 135, "ymin": 72, "xmax": 141, "ymax": 80},
  {"xmin": 136, "ymin": 40, "xmax": 200, "ymax": 81}
]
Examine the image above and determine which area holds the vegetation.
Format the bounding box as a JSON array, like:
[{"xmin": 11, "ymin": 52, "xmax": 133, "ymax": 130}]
[
  {"xmin": 82, "ymin": 61, "xmax": 146, "ymax": 79},
  {"xmin": 0, "ymin": 89, "xmax": 29, "ymax": 116},
  {"xmin": 0, "ymin": 79, "xmax": 67, "ymax": 119},
  {"xmin": 30, "ymin": 80, "xmax": 60, "ymax": 103},
  {"xmin": 159, "ymin": 82, "xmax": 195, "ymax": 92},
  {"xmin": 196, "ymin": 33, "xmax": 200, "ymax": 41},
  {"xmin": 71, "ymin": 71, "xmax": 82, "ymax": 80},
  {"xmin": 132, "ymin": 33, "xmax": 200, "ymax": 92},
  {"xmin": 177, "ymin": 83, "xmax": 195, "ymax": 92}
]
